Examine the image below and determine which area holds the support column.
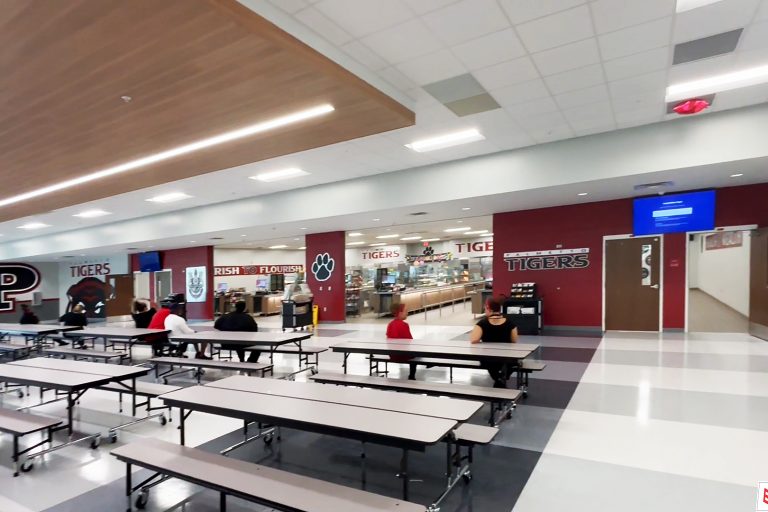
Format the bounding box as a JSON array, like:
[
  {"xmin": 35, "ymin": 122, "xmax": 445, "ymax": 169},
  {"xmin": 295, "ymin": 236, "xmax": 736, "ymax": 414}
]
[{"xmin": 305, "ymin": 232, "xmax": 346, "ymax": 323}]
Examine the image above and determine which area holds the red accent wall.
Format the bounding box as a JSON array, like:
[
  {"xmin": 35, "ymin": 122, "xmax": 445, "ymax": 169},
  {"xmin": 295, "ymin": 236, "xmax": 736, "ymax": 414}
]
[
  {"xmin": 493, "ymin": 183, "xmax": 768, "ymax": 330},
  {"xmin": 131, "ymin": 246, "xmax": 214, "ymax": 320},
  {"xmin": 305, "ymin": 232, "xmax": 346, "ymax": 322}
]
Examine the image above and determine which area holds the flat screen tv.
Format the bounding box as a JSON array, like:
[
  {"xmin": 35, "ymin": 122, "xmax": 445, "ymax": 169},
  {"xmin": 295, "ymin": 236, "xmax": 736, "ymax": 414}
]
[
  {"xmin": 138, "ymin": 251, "xmax": 162, "ymax": 272},
  {"xmin": 633, "ymin": 190, "xmax": 715, "ymax": 236}
]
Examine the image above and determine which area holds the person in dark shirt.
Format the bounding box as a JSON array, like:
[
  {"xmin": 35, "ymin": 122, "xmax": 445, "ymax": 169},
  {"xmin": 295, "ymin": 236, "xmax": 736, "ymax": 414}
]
[
  {"xmin": 132, "ymin": 300, "xmax": 156, "ymax": 329},
  {"xmin": 386, "ymin": 303, "xmax": 417, "ymax": 380},
  {"xmin": 19, "ymin": 304, "xmax": 39, "ymax": 324},
  {"xmin": 58, "ymin": 304, "xmax": 88, "ymax": 346},
  {"xmin": 470, "ymin": 296, "xmax": 518, "ymax": 388},
  {"xmin": 214, "ymin": 301, "xmax": 259, "ymax": 362}
]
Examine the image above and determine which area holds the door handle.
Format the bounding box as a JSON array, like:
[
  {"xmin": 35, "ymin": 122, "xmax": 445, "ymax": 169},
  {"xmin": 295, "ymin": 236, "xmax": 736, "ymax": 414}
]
[{"xmin": 650, "ymin": 284, "xmax": 659, "ymax": 289}]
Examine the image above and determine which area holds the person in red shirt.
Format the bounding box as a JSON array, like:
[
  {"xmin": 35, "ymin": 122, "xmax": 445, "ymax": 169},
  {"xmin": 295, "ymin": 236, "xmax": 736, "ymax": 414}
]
[
  {"xmin": 386, "ymin": 303, "xmax": 417, "ymax": 380},
  {"xmin": 147, "ymin": 307, "xmax": 172, "ymax": 356}
]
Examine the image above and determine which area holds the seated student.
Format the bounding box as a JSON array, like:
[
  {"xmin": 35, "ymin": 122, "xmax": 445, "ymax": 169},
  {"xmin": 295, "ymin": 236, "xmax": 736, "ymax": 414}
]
[
  {"xmin": 214, "ymin": 301, "xmax": 259, "ymax": 362},
  {"xmin": 147, "ymin": 305, "xmax": 173, "ymax": 356},
  {"xmin": 19, "ymin": 304, "xmax": 39, "ymax": 325},
  {"xmin": 164, "ymin": 303, "xmax": 210, "ymax": 360},
  {"xmin": 57, "ymin": 304, "xmax": 88, "ymax": 346},
  {"xmin": 386, "ymin": 303, "xmax": 417, "ymax": 380},
  {"xmin": 470, "ymin": 296, "xmax": 518, "ymax": 388},
  {"xmin": 131, "ymin": 299, "xmax": 156, "ymax": 329}
]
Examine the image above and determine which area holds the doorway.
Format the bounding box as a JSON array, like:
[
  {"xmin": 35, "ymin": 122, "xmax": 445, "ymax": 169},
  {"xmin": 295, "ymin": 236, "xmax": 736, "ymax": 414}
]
[
  {"xmin": 154, "ymin": 270, "xmax": 172, "ymax": 303},
  {"xmin": 749, "ymin": 228, "xmax": 768, "ymax": 340},
  {"xmin": 604, "ymin": 236, "xmax": 662, "ymax": 331},
  {"xmin": 105, "ymin": 274, "xmax": 134, "ymax": 318},
  {"xmin": 687, "ymin": 230, "xmax": 751, "ymax": 333}
]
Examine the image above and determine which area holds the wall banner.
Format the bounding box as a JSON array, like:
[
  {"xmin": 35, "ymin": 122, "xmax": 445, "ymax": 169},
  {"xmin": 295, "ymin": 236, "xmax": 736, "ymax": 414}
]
[
  {"xmin": 504, "ymin": 248, "xmax": 590, "ymax": 271},
  {"xmin": 0, "ymin": 264, "xmax": 40, "ymax": 311},
  {"xmin": 59, "ymin": 255, "xmax": 129, "ymax": 318},
  {"xmin": 214, "ymin": 265, "xmax": 303, "ymax": 276},
  {"xmin": 185, "ymin": 266, "xmax": 207, "ymax": 303}
]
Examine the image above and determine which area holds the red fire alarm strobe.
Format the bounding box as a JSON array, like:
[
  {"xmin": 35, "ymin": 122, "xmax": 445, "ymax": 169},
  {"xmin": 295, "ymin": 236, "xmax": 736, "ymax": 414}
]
[{"xmin": 673, "ymin": 98, "xmax": 710, "ymax": 115}]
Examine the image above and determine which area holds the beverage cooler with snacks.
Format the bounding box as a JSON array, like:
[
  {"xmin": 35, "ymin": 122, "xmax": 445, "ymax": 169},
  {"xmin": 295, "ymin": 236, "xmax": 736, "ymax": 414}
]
[{"xmin": 504, "ymin": 283, "xmax": 542, "ymax": 335}]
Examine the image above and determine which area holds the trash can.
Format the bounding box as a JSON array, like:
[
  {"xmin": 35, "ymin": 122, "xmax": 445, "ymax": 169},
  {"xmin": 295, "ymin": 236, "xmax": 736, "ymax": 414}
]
[{"xmin": 312, "ymin": 304, "xmax": 319, "ymax": 328}]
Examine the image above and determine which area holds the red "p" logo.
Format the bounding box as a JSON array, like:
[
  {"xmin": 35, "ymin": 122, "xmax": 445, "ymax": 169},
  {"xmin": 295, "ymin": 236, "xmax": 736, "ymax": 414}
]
[{"xmin": 763, "ymin": 487, "xmax": 768, "ymax": 505}]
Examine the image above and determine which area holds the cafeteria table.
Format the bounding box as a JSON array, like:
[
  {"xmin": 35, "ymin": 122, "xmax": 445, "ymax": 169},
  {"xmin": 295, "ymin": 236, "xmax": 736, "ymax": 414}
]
[
  {"xmin": 169, "ymin": 330, "xmax": 312, "ymax": 364},
  {"xmin": 0, "ymin": 323, "xmax": 79, "ymax": 348},
  {"xmin": 64, "ymin": 327, "xmax": 170, "ymax": 362}
]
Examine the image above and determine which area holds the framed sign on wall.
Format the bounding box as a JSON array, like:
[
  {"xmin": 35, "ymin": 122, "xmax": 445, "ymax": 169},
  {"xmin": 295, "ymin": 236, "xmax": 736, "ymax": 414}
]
[{"xmin": 185, "ymin": 266, "xmax": 207, "ymax": 303}]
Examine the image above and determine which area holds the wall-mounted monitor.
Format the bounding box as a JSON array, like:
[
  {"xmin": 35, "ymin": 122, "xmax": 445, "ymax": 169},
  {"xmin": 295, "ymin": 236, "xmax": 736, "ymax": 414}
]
[
  {"xmin": 138, "ymin": 251, "xmax": 162, "ymax": 272},
  {"xmin": 633, "ymin": 190, "xmax": 715, "ymax": 236}
]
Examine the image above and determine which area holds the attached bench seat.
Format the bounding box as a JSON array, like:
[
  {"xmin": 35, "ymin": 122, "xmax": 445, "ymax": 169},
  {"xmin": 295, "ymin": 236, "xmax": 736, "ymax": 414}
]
[
  {"xmin": 238, "ymin": 345, "xmax": 328, "ymax": 367},
  {"xmin": 150, "ymin": 357, "xmax": 273, "ymax": 384},
  {"xmin": 43, "ymin": 347, "xmax": 127, "ymax": 363},
  {"xmin": 0, "ymin": 408, "xmax": 61, "ymax": 476},
  {"xmin": 0, "ymin": 343, "xmax": 32, "ymax": 360},
  {"xmin": 98, "ymin": 381, "xmax": 181, "ymax": 442},
  {"xmin": 453, "ymin": 423, "xmax": 498, "ymax": 445},
  {"xmin": 514, "ymin": 360, "xmax": 547, "ymax": 395},
  {"xmin": 112, "ymin": 438, "xmax": 426, "ymax": 512},
  {"xmin": 369, "ymin": 356, "xmax": 481, "ymax": 382},
  {"xmin": 310, "ymin": 373, "xmax": 520, "ymax": 426}
]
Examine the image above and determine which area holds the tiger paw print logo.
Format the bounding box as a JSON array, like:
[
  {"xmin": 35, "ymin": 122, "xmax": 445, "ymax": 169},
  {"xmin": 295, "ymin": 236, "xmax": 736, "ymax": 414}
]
[
  {"xmin": 311, "ymin": 253, "xmax": 335, "ymax": 282},
  {"xmin": 423, "ymin": 246, "xmax": 435, "ymax": 256}
]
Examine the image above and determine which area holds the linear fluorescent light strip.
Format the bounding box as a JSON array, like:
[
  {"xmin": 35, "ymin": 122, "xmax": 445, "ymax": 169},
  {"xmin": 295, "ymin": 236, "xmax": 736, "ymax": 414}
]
[
  {"xmin": 18, "ymin": 222, "xmax": 50, "ymax": 230},
  {"xmin": 347, "ymin": 241, "xmax": 365, "ymax": 246},
  {"xmin": 400, "ymin": 236, "xmax": 421, "ymax": 241},
  {"xmin": 0, "ymin": 104, "xmax": 334, "ymax": 208},
  {"xmin": 348, "ymin": 232, "xmax": 363, "ymax": 237},
  {"xmin": 422, "ymin": 238, "xmax": 440, "ymax": 242},
  {"xmin": 146, "ymin": 192, "xmax": 192, "ymax": 204},
  {"xmin": 369, "ymin": 243, "xmax": 386, "ymax": 247},
  {"xmin": 251, "ymin": 168, "xmax": 309, "ymax": 182},
  {"xmin": 444, "ymin": 226, "xmax": 472, "ymax": 232},
  {"xmin": 269, "ymin": 245, "xmax": 288, "ymax": 249},
  {"xmin": 405, "ymin": 128, "xmax": 485, "ymax": 153},
  {"xmin": 666, "ymin": 64, "xmax": 768, "ymax": 101},
  {"xmin": 465, "ymin": 230, "xmax": 488, "ymax": 235},
  {"xmin": 73, "ymin": 209, "xmax": 111, "ymax": 218},
  {"xmin": 375, "ymin": 234, "xmax": 399, "ymax": 239},
  {"xmin": 676, "ymin": 0, "xmax": 723, "ymax": 13}
]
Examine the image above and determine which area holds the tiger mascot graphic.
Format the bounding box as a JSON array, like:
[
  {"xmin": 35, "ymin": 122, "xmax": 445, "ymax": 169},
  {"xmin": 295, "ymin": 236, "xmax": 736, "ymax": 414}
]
[{"xmin": 65, "ymin": 277, "xmax": 114, "ymax": 318}]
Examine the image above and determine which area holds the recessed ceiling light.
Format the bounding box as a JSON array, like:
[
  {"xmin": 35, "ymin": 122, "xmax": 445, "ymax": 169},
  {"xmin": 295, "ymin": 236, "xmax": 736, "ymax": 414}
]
[
  {"xmin": 730, "ymin": 173, "xmax": 744, "ymax": 177},
  {"xmin": 375, "ymin": 234, "xmax": 399, "ymax": 239},
  {"xmin": 369, "ymin": 243, "xmax": 386, "ymax": 247},
  {"xmin": 298, "ymin": 246, "xmax": 306, "ymax": 250},
  {"xmin": 18, "ymin": 222, "xmax": 50, "ymax": 230},
  {"xmin": 0, "ymin": 104, "xmax": 334, "ymax": 209},
  {"xmin": 299, "ymin": 227, "xmax": 308, "ymax": 230},
  {"xmin": 465, "ymin": 230, "xmax": 488, "ymax": 235},
  {"xmin": 269, "ymin": 245, "xmax": 288, "ymax": 249},
  {"xmin": 676, "ymin": 0, "xmax": 724, "ymax": 13},
  {"xmin": 250, "ymin": 168, "xmax": 310, "ymax": 183},
  {"xmin": 405, "ymin": 128, "xmax": 485, "ymax": 152},
  {"xmin": 372, "ymin": 218, "xmax": 381, "ymax": 222},
  {"xmin": 294, "ymin": 238, "xmax": 300, "ymax": 241},
  {"xmin": 240, "ymin": 234, "xmax": 247, "ymax": 237},
  {"xmin": 422, "ymin": 238, "xmax": 440, "ymax": 242},
  {"xmin": 444, "ymin": 226, "xmax": 471, "ymax": 232},
  {"xmin": 461, "ymin": 207, "xmax": 471, "ymax": 211},
  {"xmin": 348, "ymin": 232, "xmax": 364, "ymax": 237},
  {"xmin": 73, "ymin": 209, "xmax": 111, "ymax": 218},
  {"xmin": 485, "ymin": 233, "xmax": 494, "ymax": 237},
  {"xmin": 578, "ymin": 192, "xmax": 589, "ymax": 196},
  {"xmin": 189, "ymin": 241, "xmax": 197, "ymax": 243},
  {"xmin": 666, "ymin": 63, "xmax": 768, "ymax": 101},
  {"xmin": 146, "ymin": 192, "xmax": 193, "ymax": 204},
  {"xmin": 400, "ymin": 236, "xmax": 422, "ymax": 241},
  {"xmin": 346, "ymin": 241, "xmax": 365, "ymax": 246}
]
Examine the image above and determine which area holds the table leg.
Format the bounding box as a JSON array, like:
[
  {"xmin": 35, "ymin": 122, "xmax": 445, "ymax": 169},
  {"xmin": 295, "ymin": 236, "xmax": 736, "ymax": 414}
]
[
  {"xmin": 400, "ymin": 449, "xmax": 409, "ymax": 501},
  {"xmin": 220, "ymin": 492, "xmax": 227, "ymax": 511},
  {"xmin": 125, "ymin": 462, "xmax": 132, "ymax": 512},
  {"xmin": 67, "ymin": 392, "xmax": 75, "ymax": 436},
  {"xmin": 131, "ymin": 378, "xmax": 137, "ymax": 417},
  {"xmin": 179, "ymin": 407, "xmax": 186, "ymax": 446}
]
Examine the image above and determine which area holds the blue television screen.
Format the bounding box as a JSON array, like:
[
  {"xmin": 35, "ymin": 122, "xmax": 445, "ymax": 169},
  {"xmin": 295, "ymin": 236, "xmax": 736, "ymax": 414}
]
[
  {"xmin": 138, "ymin": 251, "xmax": 162, "ymax": 272},
  {"xmin": 633, "ymin": 190, "xmax": 715, "ymax": 235}
]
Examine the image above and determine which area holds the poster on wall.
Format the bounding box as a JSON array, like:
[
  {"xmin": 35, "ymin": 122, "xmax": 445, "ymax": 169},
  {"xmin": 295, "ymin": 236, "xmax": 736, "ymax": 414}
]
[
  {"xmin": 704, "ymin": 231, "xmax": 743, "ymax": 251},
  {"xmin": 59, "ymin": 255, "xmax": 129, "ymax": 318},
  {"xmin": 0, "ymin": 263, "xmax": 40, "ymax": 312},
  {"xmin": 185, "ymin": 266, "xmax": 207, "ymax": 303}
]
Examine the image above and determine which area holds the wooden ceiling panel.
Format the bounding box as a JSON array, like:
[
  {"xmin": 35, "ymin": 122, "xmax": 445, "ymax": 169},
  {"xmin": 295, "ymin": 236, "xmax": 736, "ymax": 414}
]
[{"xmin": 0, "ymin": 0, "xmax": 413, "ymax": 221}]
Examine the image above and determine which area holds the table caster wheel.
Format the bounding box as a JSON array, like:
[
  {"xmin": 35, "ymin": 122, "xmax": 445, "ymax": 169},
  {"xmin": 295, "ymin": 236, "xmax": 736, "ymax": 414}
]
[
  {"xmin": 109, "ymin": 432, "xmax": 118, "ymax": 444},
  {"xmin": 462, "ymin": 472, "xmax": 472, "ymax": 483},
  {"xmin": 163, "ymin": 379, "xmax": 168, "ymax": 385},
  {"xmin": 16, "ymin": 389, "xmax": 24, "ymax": 399},
  {"xmin": 160, "ymin": 414, "xmax": 167, "ymax": 426},
  {"xmin": 263, "ymin": 433, "xmax": 273, "ymax": 445},
  {"xmin": 506, "ymin": 410, "xmax": 513, "ymax": 419},
  {"xmin": 135, "ymin": 490, "xmax": 149, "ymax": 509},
  {"xmin": 20, "ymin": 460, "xmax": 33, "ymax": 473},
  {"xmin": 90, "ymin": 437, "xmax": 101, "ymax": 449}
]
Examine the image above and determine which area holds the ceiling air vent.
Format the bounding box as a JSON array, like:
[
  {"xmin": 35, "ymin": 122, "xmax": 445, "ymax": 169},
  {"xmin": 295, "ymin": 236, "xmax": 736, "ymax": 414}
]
[
  {"xmin": 409, "ymin": 211, "xmax": 428, "ymax": 216},
  {"xmin": 634, "ymin": 181, "xmax": 674, "ymax": 191},
  {"xmin": 210, "ymin": 237, "xmax": 224, "ymax": 240}
]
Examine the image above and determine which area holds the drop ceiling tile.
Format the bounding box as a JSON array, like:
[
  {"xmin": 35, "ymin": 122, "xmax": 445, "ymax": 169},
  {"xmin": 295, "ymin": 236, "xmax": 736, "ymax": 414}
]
[
  {"xmin": 614, "ymin": 104, "xmax": 665, "ymax": 126},
  {"xmin": 673, "ymin": 29, "xmax": 743, "ymax": 64},
  {"xmin": 709, "ymin": 83, "xmax": 768, "ymax": 111},
  {"xmin": 402, "ymin": 0, "xmax": 461, "ymax": 15},
  {"xmin": 667, "ymin": 53, "xmax": 735, "ymax": 83},
  {"xmin": 590, "ymin": 0, "xmax": 675, "ymax": 34},
  {"xmin": 379, "ymin": 66, "xmax": 419, "ymax": 91},
  {"xmin": 734, "ymin": 46, "xmax": 768, "ymax": 68},
  {"xmin": 674, "ymin": 0, "xmax": 760, "ymax": 42},
  {"xmin": 451, "ymin": 29, "xmax": 527, "ymax": 70},
  {"xmin": 491, "ymin": 131, "xmax": 537, "ymax": 150},
  {"xmin": 562, "ymin": 101, "xmax": 615, "ymax": 129},
  {"xmin": 294, "ymin": 7, "xmax": 354, "ymax": 45},
  {"xmin": 445, "ymin": 93, "xmax": 501, "ymax": 116},
  {"xmin": 608, "ymin": 70, "xmax": 668, "ymax": 99},
  {"xmin": 423, "ymin": 74, "xmax": 486, "ymax": 103},
  {"xmin": 757, "ymin": 0, "xmax": 768, "ymax": 20},
  {"xmin": 415, "ymin": 103, "xmax": 459, "ymax": 126},
  {"xmin": 469, "ymin": 108, "xmax": 521, "ymax": 133},
  {"xmin": 361, "ymin": 19, "xmax": 443, "ymax": 64},
  {"xmin": 532, "ymin": 38, "xmax": 601, "ymax": 75},
  {"xmin": 341, "ymin": 40, "xmax": 390, "ymax": 71},
  {"xmin": 554, "ymin": 83, "xmax": 611, "ymax": 109},
  {"xmin": 611, "ymin": 90, "xmax": 666, "ymax": 112},
  {"xmin": 397, "ymin": 49, "xmax": 467, "ymax": 85},
  {"xmin": 504, "ymin": 96, "xmax": 560, "ymax": 118},
  {"xmin": 491, "ymin": 79, "xmax": 552, "ymax": 107},
  {"xmin": 315, "ymin": 0, "xmax": 413, "ymax": 38},
  {"xmin": 740, "ymin": 21, "xmax": 768, "ymax": 51},
  {"xmin": 528, "ymin": 122, "xmax": 575, "ymax": 143},
  {"xmin": 422, "ymin": 0, "xmax": 510, "ymax": 46},
  {"xmin": 604, "ymin": 47, "xmax": 670, "ymax": 82},
  {"xmin": 544, "ymin": 63, "xmax": 605, "ymax": 95},
  {"xmin": 516, "ymin": 5, "xmax": 595, "ymax": 53},
  {"xmin": 598, "ymin": 17, "xmax": 673, "ymax": 60},
  {"xmin": 269, "ymin": 0, "xmax": 309, "ymax": 14},
  {"xmin": 499, "ymin": 0, "xmax": 586, "ymax": 24},
  {"xmin": 473, "ymin": 57, "xmax": 540, "ymax": 91}
]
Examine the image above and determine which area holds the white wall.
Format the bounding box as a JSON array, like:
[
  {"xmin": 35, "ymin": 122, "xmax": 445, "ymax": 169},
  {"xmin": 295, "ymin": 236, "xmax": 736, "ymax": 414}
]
[
  {"xmin": 690, "ymin": 232, "xmax": 751, "ymax": 316},
  {"xmin": 213, "ymin": 248, "xmax": 304, "ymax": 291}
]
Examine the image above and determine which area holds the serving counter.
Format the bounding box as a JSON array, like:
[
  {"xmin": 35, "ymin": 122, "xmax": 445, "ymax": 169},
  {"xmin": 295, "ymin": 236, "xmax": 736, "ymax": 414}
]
[{"xmin": 370, "ymin": 282, "xmax": 484, "ymax": 317}]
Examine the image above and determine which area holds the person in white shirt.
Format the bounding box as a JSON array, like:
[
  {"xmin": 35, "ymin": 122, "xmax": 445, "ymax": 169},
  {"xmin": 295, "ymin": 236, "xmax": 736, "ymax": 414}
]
[{"xmin": 164, "ymin": 303, "xmax": 211, "ymax": 360}]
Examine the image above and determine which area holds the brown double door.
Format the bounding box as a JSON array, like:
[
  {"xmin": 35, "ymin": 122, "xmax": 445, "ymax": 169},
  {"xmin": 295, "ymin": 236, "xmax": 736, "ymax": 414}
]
[
  {"xmin": 605, "ymin": 237, "xmax": 661, "ymax": 331},
  {"xmin": 750, "ymin": 228, "xmax": 768, "ymax": 341},
  {"xmin": 105, "ymin": 274, "xmax": 134, "ymax": 318}
]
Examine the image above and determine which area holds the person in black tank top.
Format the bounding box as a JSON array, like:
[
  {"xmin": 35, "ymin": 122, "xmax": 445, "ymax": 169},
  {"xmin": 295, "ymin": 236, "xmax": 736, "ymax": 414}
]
[{"xmin": 470, "ymin": 296, "xmax": 518, "ymax": 388}]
